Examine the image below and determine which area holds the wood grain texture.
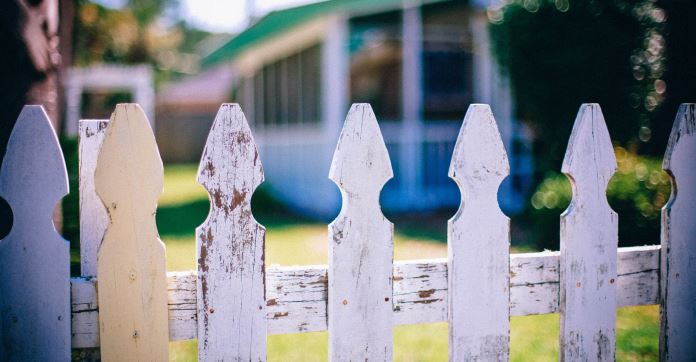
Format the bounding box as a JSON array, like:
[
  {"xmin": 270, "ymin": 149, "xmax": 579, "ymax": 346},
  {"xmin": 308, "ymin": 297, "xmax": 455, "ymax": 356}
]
[
  {"xmin": 196, "ymin": 104, "xmax": 266, "ymax": 361},
  {"xmin": 328, "ymin": 104, "xmax": 394, "ymax": 361},
  {"xmin": 78, "ymin": 119, "xmax": 109, "ymax": 277},
  {"xmin": 71, "ymin": 278, "xmax": 99, "ymax": 349},
  {"xmin": 660, "ymin": 103, "xmax": 696, "ymax": 361},
  {"xmin": 448, "ymin": 104, "xmax": 510, "ymax": 361},
  {"xmin": 69, "ymin": 245, "xmax": 659, "ymax": 347},
  {"xmin": 94, "ymin": 104, "xmax": 169, "ymax": 361},
  {"xmin": 0, "ymin": 106, "xmax": 71, "ymax": 361},
  {"xmin": 559, "ymin": 104, "xmax": 617, "ymax": 361}
]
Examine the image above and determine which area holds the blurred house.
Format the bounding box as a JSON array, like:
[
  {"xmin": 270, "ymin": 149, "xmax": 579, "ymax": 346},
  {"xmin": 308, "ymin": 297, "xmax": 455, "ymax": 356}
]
[
  {"xmin": 157, "ymin": 66, "xmax": 235, "ymax": 163},
  {"xmin": 157, "ymin": 0, "xmax": 533, "ymax": 219}
]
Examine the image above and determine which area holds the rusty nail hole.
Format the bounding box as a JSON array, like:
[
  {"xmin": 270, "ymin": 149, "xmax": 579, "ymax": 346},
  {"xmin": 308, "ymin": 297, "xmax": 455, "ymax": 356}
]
[
  {"xmin": 385, "ymin": 297, "xmax": 390, "ymax": 302},
  {"xmin": 342, "ymin": 299, "xmax": 348, "ymax": 305},
  {"xmin": 576, "ymin": 282, "xmax": 581, "ymax": 288},
  {"xmin": 133, "ymin": 330, "xmax": 139, "ymax": 339},
  {"xmin": 209, "ymin": 308, "xmax": 215, "ymax": 314},
  {"xmin": 609, "ymin": 278, "xmax": 615, "ymax": 284}
]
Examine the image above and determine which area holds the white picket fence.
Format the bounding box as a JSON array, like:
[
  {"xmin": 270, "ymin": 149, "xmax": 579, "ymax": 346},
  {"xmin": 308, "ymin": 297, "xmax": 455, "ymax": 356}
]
[{"xmin": 0, "ymin": 102, "xmax": 694, "ymax": 361}]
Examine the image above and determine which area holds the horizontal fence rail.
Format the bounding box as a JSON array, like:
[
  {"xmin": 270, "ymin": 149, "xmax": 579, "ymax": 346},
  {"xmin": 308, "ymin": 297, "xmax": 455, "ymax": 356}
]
[
  {"xmin": 1, "ymin": 102, "xmax": 694, "ymax": 361},
  {"xmin": 69, "ymin": 245, "xmax": 660, "ymax": 348}
]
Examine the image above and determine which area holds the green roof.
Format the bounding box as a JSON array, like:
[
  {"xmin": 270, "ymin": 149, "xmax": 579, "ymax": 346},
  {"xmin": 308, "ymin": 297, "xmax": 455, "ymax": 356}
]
[{"xmin": 202, "ymin": 0, "xmax": 446, "ymax": 68}]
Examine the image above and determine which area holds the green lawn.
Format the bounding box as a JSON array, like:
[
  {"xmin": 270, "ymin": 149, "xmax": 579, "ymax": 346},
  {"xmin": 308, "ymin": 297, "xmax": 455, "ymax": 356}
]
[{"xmin": 157, "ymin": 165, "xmax": 658, "ymax": 361}]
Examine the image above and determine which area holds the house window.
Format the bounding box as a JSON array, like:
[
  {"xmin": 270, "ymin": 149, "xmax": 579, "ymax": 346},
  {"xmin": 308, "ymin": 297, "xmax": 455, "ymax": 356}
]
[
  {"xmin": 422, "ymin": 2, "xmax": 473, "ymax": 121},
  {"xmin": 301, "ymin": 45, "xmax": 321, "ymax": 124},
  {"xmin": 286, "ymin": 53, "xmax": 300, "ymax": 124},
  {"xmin": 263, "ymin": 63, "xmax": 276, "ymax": 126},
  {"xmin": 349, "ymin": 11, "xmax": 403, "ymax": 121},
  {"xmin": 254, "ymin": 70, "xmax": 264, "ymax": 124},
  {"xmin": 250, "ymin": 44, "xmax": 321, "ymax": 127}
]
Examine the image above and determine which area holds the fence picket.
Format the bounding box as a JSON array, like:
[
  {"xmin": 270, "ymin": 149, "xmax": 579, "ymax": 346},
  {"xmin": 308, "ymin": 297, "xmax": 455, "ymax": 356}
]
[
  {"xmin": 660, "ymin": 103, "xmax": 696, "ymax": 361},
  {"xmin": 94, "ymin": 104, "xmax": 168, "ymax": 361},
  {"xmin": 448, "ymin": 104, "xmax": 510, "ymax": 361},
  {"xmin": 78, "ymin": 119, "xmax": 109, "ymax": 277},
  {"xmin": 196, "ymin": 104, "xmax": 267, "ymax": 361},
  {"xmin": 559, "ymin": 104, "xmax": 617, "ymax": 361},
  {"xmin": 0, "ymin": 106, "xmax": 71, "ymax": 361},
  {"xmin": 328, "ymin": 104, "xmax": 394, "ymax": 361}
]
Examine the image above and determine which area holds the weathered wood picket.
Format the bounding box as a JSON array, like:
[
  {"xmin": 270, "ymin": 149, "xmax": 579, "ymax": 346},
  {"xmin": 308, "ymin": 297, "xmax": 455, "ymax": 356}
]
[
  {"xmin": 197, "ymin": 104, "xmax": 266, "ymax": 361},
  {"xmin": 328, "ymin": 104, "xmax": 394, "ymax": 361},
  {"xmin": 0, "ymin": 106, "xmax": 71, "ymax": 361},
  {"xmin": 0, "ymin": 102, "xmax": 694, "ymax": 362},
  {"xmin": 448, "ymin": 104, "xmax": 510, "ymax": 360},
  {"xmin": 559, "ymin": 104, "xmax": 617, "ymax": 361},
  {"xmin": 659, "ymin": 103, "xmax": 696, "ymax": 361}
]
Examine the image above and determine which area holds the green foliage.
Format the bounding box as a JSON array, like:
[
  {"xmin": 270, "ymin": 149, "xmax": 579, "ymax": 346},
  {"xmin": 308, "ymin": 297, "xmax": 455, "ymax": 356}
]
[
  {"xmin": 489, "ymin": 0, "xmax": 667, "ymax": 172},
  {"xmin": 72, "ymin": 0, "xmax": 213, "ymax": 84},
  {"xmin": 73, "ymin": 0, "xmax": 148, "ymax": 64},
  {"xmin": 528, "ymin": 149, "xmax": 670, "ymax": 250}
]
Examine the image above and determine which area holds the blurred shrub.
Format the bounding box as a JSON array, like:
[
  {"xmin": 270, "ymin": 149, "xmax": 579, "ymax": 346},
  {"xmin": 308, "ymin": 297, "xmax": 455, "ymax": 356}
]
[
  {"xmin": 489, "ymin": 0, "xmax": 667, "ymax": 174},
  {"xmin": 529, "ymin": 148, "xmax": 670, "ymax": 250},
  {"xmin": 74, "ymin": 0, "xmax": 211, "ymax": 84}
]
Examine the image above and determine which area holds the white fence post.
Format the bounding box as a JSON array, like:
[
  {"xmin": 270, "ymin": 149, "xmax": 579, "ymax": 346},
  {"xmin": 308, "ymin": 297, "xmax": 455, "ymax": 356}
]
[
  {"xmin": 0, "ymin": 106, "xmax": 71, "ymax": 361},
  {"xmin": 196, "ymin": 104, "xmax": 267, "ymax": 361},
  {"xmin": 559, "ymin": 104, "xmax": 617, "ymax": 361},
  {"xmin": 78, "ymin": 119, "xmax": 109, "ymax": 277},
  {"xmin": 75, "ymin": 119, "xmax": 109, "ymax": 360},
  {"xmin": 328, "ymin": 104, "xmax": 394, "ymax": 361},
  {"xmin": 94, "ymin": 104, "xmax": 169, "ymax": 361},
  {"xmin": 660, "ymin": 103, "xmax": 696, "ymax": 361},
  {"xmin": 448, "ymin": 104, "xmax": 510, "ymax": 360}
]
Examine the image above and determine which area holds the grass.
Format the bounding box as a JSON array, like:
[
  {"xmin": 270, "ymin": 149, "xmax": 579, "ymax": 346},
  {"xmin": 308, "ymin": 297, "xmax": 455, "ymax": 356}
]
[{"xmin": 150, "ymin": 164, "xmax": 658, "ymax": 361}]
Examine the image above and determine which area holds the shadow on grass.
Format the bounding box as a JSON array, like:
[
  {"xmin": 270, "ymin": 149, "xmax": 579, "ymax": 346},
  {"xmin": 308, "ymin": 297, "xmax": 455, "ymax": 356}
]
[
  {"xmin": 156, "ymin": 199, "xmax": 208, "ymax": 239},
  {"xmin": 386, "ymin": 210, "xmax": 453, "ymax": 244}
]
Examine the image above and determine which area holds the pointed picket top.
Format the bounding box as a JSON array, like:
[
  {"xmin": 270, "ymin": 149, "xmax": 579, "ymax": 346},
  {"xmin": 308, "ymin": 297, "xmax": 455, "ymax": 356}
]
[
  {"xmin": 0, "ymin": 105, "xmax": 71, "ymax": 360},
  {"xmin": 197, "ymin": 103, "xmax": 264, "ymax": 201},
  {"xmin": 663, "ymin": 103, "xmax": 696, "ymax": 172},
  {"xmin": 0, "ymin": 106, "xmax": 68, "ymax": 210},
  {"xmin": 449, "ymin": 104, "xmax": 509, "ymax": 202},
  {"xmin": 447, "ymin": 104, "xmax": 510, "ymax": 360},
  {"xmin": 328, "ymin": 103, "xmax": 394, "ymax": 360},
  {"xmin": 196, "ymin": 104, "xmax": 266, "ymax": 361},
  {"xmin": 561, "ymin": 104, "xmax": 617, "ymax": 197},
  {"xmin": 329, "ymin": 103, "xmax": 393, "ymax": 206},
  {"xmin": 559, "ymin": 104, "xmax": 618, "ymax": 361},
  {"xmin": 94, "ymin": 104, "xmax": 169, "ymax": 361},
  {"xmin": 95, "ymin": 104, "xmax": 164, "ymax": 217},
  {"xmin": 660, "ymin": 103, "xmax": 696, "ymax": 361}
]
